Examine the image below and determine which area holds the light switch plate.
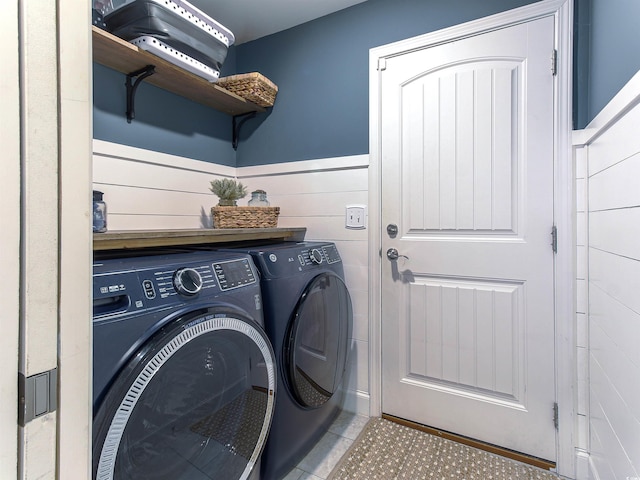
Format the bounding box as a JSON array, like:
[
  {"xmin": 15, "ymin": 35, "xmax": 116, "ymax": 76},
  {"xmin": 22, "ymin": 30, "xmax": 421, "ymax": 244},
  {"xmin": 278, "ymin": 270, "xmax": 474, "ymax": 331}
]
[{"xmin": 345, "ymin": 205, "xmax": 367, "ymax": 229}]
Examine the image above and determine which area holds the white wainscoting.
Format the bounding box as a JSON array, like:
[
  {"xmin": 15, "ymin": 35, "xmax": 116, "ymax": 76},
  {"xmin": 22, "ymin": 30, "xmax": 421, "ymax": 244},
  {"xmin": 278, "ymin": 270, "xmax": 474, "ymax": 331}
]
[
  {"xmin": 573, "ymin": 71, "xmax": 640, "ymax": 480},
  {"xmin": 93, "ymin": 141, "xmax": 371, "ymax": 415},
  {"xmin": 93, "ymin": 139, "xmax": 236, "ymax": 230},
  {"xmin": 573, "ymin": 142, "xmax": 590, "ymax": 480}
]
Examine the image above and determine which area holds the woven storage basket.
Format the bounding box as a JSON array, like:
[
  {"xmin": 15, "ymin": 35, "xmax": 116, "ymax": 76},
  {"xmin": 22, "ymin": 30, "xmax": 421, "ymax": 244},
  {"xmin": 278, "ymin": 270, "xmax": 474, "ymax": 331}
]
[
  {"xmin": 217, "ymin": 72, "xmax": 278, "ymax": 107},
  {"xmin": 211, "ymin": 206, "xmax": 280, "ymax": 229}
]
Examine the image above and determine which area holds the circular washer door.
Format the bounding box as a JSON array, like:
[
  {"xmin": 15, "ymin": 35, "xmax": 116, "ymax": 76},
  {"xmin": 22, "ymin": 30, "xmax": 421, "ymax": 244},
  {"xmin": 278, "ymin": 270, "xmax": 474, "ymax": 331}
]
[
  {"xmin": 285, "ymin": 272, "xmax": 353, "ymax": 408},
  {"xmin": 93, "ymin": 310, "xmax": 276, "ymax": 480}
]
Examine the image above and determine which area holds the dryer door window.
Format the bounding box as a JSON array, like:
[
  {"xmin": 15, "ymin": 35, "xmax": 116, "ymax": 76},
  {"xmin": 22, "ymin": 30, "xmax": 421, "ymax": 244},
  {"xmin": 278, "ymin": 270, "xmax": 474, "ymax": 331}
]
[
  {"xmin": 285, "ymin": 273, "xmax": 353, "ymax": 408},
  {"xmin": 93, "ymin": 312, "xmax": 276, "ymax": 480}
]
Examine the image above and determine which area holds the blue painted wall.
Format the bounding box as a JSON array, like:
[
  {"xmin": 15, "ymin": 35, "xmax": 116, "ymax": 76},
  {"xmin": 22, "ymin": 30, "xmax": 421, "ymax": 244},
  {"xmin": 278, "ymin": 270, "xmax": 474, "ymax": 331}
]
[
  {"xmin": 587, "ymin": 0, "xmax": 640, "ymax": 125},
  {"xmin": 92, "ymin": 0, "xmax": 640, "ymax": 163},
  {"xmin": 93, "ymin": 46, "xmax": 238, "ymax": 166},
  {"xmin": 573, "ymin": 0, "xmax": 591, "ymax": 129},
  {"xmin": 234, "ymin": 0, "xmax": 539, "ymax": 166},
  {"xmin": 93, "ymin": 0, "xmax": 540, "ymax": 166}
]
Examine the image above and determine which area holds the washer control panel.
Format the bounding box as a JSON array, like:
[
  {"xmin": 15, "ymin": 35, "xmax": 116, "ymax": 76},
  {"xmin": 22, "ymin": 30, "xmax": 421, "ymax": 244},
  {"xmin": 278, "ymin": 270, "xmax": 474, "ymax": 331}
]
[
  {"xmin": 93, "ymin": 253, "xmax": 259, "ymax": 318},
  {"xmin": 146, "ymin": 263, "xmax": 214, "ymax": 299},
  {"xmin": 213, "ymin": 258, "xmax": 256, "ymax": 291}
]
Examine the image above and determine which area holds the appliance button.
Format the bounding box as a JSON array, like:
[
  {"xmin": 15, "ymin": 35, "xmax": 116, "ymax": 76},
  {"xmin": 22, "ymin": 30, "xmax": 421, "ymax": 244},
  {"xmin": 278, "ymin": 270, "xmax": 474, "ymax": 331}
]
[{"xmin": 142, "ymin": 279, "xmax": 156, "ymax": 299}]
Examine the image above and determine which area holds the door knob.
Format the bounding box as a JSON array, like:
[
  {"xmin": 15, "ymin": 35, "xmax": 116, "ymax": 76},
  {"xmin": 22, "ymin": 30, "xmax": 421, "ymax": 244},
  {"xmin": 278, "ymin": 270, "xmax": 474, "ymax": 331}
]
[
  {"xmin": 386, "ymin": 248, "xmax": 408, "ymax": 261},
  {"xmin": 387, "ymin": 224, "xmax": 398, "ymax": 237}
]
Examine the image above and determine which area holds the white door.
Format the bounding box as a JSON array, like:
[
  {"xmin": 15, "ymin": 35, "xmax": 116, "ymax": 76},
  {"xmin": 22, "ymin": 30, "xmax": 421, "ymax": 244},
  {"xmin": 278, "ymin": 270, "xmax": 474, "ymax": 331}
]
[{"xmin": 381, "ymin": 16, "xmax": 557, "ymax": 461}]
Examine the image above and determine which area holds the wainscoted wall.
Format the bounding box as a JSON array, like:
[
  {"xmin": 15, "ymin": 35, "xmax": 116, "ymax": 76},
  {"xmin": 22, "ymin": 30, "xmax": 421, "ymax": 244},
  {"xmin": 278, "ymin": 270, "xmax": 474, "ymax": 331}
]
[
  {"xmin": 93, "ymin": 139, "xmax": 235, "ymax": 230},
  {"xmin": 93, "ymin": 140, "xmax": 371, "ymax": 415},
  {"xmin": 573, "ymin": 72, "xmax": 640, "ymax": 480},
  {"xmin": 574, "ymin": 141, "xmax": 590, "ymax": 480}
]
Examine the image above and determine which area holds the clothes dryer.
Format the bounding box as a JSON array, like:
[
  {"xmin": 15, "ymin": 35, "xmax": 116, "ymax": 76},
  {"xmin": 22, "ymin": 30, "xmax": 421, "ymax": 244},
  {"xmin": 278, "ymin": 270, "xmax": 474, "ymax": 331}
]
[
  {"xmin": 92, "ymin": 251, "xmax": 276, "ymax": 480},
  {"xmin": 222, "ymin": 242, "xmax": 353, "ymax": 480}
]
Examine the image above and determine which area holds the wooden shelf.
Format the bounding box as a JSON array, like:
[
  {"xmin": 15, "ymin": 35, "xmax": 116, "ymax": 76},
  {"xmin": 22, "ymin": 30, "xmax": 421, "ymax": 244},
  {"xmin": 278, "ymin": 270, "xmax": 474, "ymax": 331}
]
[
  {"xmin": 92, "ymin": 26, "xmax": 264, "ymax": 116},
  {"xmin": 93, "ymin": 227, "xmax": 307, "ymax": 251}
]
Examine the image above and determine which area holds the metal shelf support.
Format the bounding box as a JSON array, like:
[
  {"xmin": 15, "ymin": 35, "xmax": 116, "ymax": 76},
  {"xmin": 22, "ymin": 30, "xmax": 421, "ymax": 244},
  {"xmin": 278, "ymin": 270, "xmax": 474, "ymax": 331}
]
[
  {"xmin": 125, "ymin": 65, "xmax": 156, "ymax": 123},
  {"xmin": 232, "ymin": 111, "xmax": 257, "ymax": 150}
]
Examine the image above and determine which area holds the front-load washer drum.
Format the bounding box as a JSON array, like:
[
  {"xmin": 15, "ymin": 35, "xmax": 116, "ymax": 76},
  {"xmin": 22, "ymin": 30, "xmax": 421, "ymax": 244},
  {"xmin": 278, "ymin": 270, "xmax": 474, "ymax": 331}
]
[
  {"xmin": 284, "ymin": 272, "xmax": 352, "ymax": 409},
  {"xmin": 93, "ymin": 311, "xmax": 276, "ymax": 480}
]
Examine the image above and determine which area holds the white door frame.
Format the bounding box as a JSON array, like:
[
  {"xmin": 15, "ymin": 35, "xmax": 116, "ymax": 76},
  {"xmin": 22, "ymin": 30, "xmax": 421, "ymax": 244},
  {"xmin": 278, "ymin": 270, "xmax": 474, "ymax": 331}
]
[
  {"xmin": 0, "ymin": 0, "xmax": 21, "ymax": 476},
  {"xmin": 368, "ymin": 0, "xmax": 575, "ymax": 476}
]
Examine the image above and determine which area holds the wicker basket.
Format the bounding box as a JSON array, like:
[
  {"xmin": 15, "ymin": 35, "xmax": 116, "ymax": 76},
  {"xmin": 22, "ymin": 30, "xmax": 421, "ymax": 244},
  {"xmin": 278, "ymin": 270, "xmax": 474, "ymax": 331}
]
[
  {"xmin": 217, "ymin": 72, "xmax": 278, "ymax": 107},
  {"xmin": 211, "ymin": 206, "xmax": 280, "ymax": 229}
]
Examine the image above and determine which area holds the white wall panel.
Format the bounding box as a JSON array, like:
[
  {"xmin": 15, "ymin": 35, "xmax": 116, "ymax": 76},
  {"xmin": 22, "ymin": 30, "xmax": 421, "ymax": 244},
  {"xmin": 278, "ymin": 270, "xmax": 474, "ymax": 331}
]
[
  {"xmin": 590, "ymin": 285, "xmax": 640, "ymax": 381},
  {"xmin": 590, "ymin": 248, "xmax": 640, "ymax": 316},
  {"xmin": 590, "ymin": 323, "xmax": 640, "ymax": 441},
  {"xmin": 578, "ymin": 71, "xmax": 640, "ymax": 480},
  {"xmin": 588, "ymin": 153, "xmax": 640, "ymax": 212},
  {"xmin": 589, "ymin": 395, "xmax": 638, "ymax": 480},
  {"xmin": 587, "ymin": 104, "xmax": 640, "ymax": 176},
  {"xmin": 589, "ymin": 208, "xmax": 640, "ymax": 261},
  {"xmin": 93, "ymin": 140, "xmax": 234, "ymax": 230}
]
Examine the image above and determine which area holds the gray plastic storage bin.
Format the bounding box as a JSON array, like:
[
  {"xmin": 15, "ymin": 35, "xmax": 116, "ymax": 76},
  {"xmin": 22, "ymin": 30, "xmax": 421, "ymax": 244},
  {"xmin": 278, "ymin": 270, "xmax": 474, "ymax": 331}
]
[{"xmin": 101, "ymin": 0, "xmax": 234, "ymax": 80}]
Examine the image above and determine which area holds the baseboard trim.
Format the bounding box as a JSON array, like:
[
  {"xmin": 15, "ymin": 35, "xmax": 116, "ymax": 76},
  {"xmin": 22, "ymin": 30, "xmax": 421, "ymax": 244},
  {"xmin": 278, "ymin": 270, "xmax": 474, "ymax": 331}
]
[
  {"xmin": 343, "ymin": 390, "xmax": 370, "ymax": 417},
  {"xmin": 382, "ymin": 413, "xmax": 556, "ymax": 471}
]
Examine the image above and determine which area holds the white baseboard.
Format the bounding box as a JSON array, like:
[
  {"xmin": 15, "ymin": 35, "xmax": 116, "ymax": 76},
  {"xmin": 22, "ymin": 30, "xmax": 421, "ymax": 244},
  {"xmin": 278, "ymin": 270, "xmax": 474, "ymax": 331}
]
[
  {"xmin": 342, "ymin": 389, "xmax": 370, "ymax": 417},
  {"xmin": 575, "ymin": 449, "xmax": 591, "ymax": 480}
]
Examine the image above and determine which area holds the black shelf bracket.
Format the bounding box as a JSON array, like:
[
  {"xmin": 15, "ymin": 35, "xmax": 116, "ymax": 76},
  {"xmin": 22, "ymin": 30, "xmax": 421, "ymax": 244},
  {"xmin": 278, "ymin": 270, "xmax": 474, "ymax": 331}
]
[
  {"xmin": 232, "ymin": 111, "xmax": 257, "ymax": 150},
  {"xmin": 125, "ymin": 65, "xmax": 156, "ymax": 123}
]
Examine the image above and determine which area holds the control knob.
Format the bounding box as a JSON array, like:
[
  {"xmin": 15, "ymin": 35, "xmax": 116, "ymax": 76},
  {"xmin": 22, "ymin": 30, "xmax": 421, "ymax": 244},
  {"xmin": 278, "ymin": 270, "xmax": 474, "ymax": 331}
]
[
  {"xmin": 173, "ymin": 268, "xmax": 203, "ymax": 296},
  {"xmin": 309, "ymin": 248, "xmax": 324, "ymax": 265}
]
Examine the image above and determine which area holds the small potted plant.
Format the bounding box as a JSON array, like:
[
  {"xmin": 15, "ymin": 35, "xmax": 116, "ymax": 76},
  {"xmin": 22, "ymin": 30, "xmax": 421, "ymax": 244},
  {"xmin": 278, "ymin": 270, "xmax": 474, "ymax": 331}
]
[
  {"xmin": 209, "ymin": 178, "xmax": 248, "ymax": 206},
  {"xmin": 209, "ymin": 178, "xmax": 280, "ymax": 229}
]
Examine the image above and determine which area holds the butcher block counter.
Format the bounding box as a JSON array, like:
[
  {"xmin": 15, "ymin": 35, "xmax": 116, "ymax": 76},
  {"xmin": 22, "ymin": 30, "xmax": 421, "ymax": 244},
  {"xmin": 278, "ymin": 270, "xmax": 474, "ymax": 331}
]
[{"xmin": 93, "ymin": 228, "xmax": 307, "ymax": 251}]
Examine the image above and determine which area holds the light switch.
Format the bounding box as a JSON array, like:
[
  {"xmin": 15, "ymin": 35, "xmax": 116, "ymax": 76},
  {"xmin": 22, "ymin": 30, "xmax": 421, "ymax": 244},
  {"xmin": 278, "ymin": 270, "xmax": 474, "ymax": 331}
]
[{"xmin": 345, "ymin": 205, "xmax": 367, "ymax": 229}]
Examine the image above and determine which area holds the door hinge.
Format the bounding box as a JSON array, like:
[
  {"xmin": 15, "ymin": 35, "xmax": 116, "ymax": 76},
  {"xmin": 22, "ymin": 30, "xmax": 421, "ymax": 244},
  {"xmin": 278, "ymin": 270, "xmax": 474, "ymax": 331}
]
[
  {"xmin": 551, "ymin": 225, "xmax": 558, "ymax": 254},
  {"xmin": 551, "ymin": 49, "xmax": 558, "ymax": 76},
  {"xmin": 378, "ymin": 57, "xmax": 387, "ymax": 71},
  {"xmin": 553, "ymin": 402, "xmax": 559, "ymax": 430},
  {"xmin": 18, "ymin": 368, "xmax": 58, "ymax": 426}
]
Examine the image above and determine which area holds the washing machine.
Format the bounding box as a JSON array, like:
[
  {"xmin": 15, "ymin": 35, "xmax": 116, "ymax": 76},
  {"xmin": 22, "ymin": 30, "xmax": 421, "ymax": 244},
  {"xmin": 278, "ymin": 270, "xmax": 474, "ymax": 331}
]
[
  {"xmin": 92, "ymin": 250, "xmax": 276, "ymax": 480},
  {"xmin": 223, "ymin": 242, "xmax": 353, "ymax": 480}
]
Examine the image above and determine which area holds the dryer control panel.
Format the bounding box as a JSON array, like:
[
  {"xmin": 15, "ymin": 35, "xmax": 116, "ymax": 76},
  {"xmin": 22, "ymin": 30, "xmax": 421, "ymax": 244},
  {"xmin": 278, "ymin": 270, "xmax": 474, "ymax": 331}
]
[
  {"xmin": 297, "ymin": 244, "xmax": 341, "ymax": 267},
  {"xmin": 250, "ymin": 242, "xmax": 343, "ymax": 278}
]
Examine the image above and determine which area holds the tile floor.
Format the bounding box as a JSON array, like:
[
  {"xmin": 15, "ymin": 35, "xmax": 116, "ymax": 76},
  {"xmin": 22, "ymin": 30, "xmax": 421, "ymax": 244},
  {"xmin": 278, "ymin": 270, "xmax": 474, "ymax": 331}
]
[{"xmin": 281, "ymin": 411, "xmax": 370, "ymax": 480}]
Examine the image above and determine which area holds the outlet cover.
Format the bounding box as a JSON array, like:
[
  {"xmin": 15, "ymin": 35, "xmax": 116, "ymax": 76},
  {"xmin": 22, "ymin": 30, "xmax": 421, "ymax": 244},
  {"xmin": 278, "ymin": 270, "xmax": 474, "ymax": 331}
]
[{"xmin": 345, "ymin": 205, "xmax": 367, "ymax": 229}]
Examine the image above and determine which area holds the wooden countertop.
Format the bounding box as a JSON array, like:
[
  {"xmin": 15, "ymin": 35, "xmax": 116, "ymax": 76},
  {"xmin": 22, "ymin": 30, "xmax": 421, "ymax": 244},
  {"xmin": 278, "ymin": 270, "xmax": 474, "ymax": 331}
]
[{"xmin": 93, "ymin": 228, "xmax": 307, "ymax": 251}]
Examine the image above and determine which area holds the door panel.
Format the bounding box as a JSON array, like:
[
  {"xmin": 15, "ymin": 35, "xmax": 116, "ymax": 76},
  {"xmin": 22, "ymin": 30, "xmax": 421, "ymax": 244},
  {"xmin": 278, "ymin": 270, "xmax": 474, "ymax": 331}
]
[
  {"xmin": 404, "ymin": 60, "xmax": 521, "ymax": 234},
  {"xmin": 381, "ymin": 16, "xmax": 556, "ymax": 461},
  {"xmin": 405, "ymin": 276, "xmax": 524, "ymax": 404}
]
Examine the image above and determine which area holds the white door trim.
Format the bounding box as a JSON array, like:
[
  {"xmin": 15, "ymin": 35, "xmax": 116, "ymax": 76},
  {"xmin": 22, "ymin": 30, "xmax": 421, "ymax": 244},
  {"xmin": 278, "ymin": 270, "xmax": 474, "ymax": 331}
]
[
  {"xmin": 368, "ymin": 0, "xmax": 575, "ymax": 476},
  {"xmin": 0, "ymin": 0, "xmax": 21, "ymax": 477}
]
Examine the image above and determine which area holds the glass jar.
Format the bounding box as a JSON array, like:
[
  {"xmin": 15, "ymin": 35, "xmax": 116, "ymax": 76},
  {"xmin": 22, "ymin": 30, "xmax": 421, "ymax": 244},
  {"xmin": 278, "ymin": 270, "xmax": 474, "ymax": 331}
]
[
  {"xmin": 93, "ymin": 190, "xmax": 107, "ymax": 233},
  {"xmin": 248, "ymin": 190, "xmax": 270, "ymax": 207}
]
